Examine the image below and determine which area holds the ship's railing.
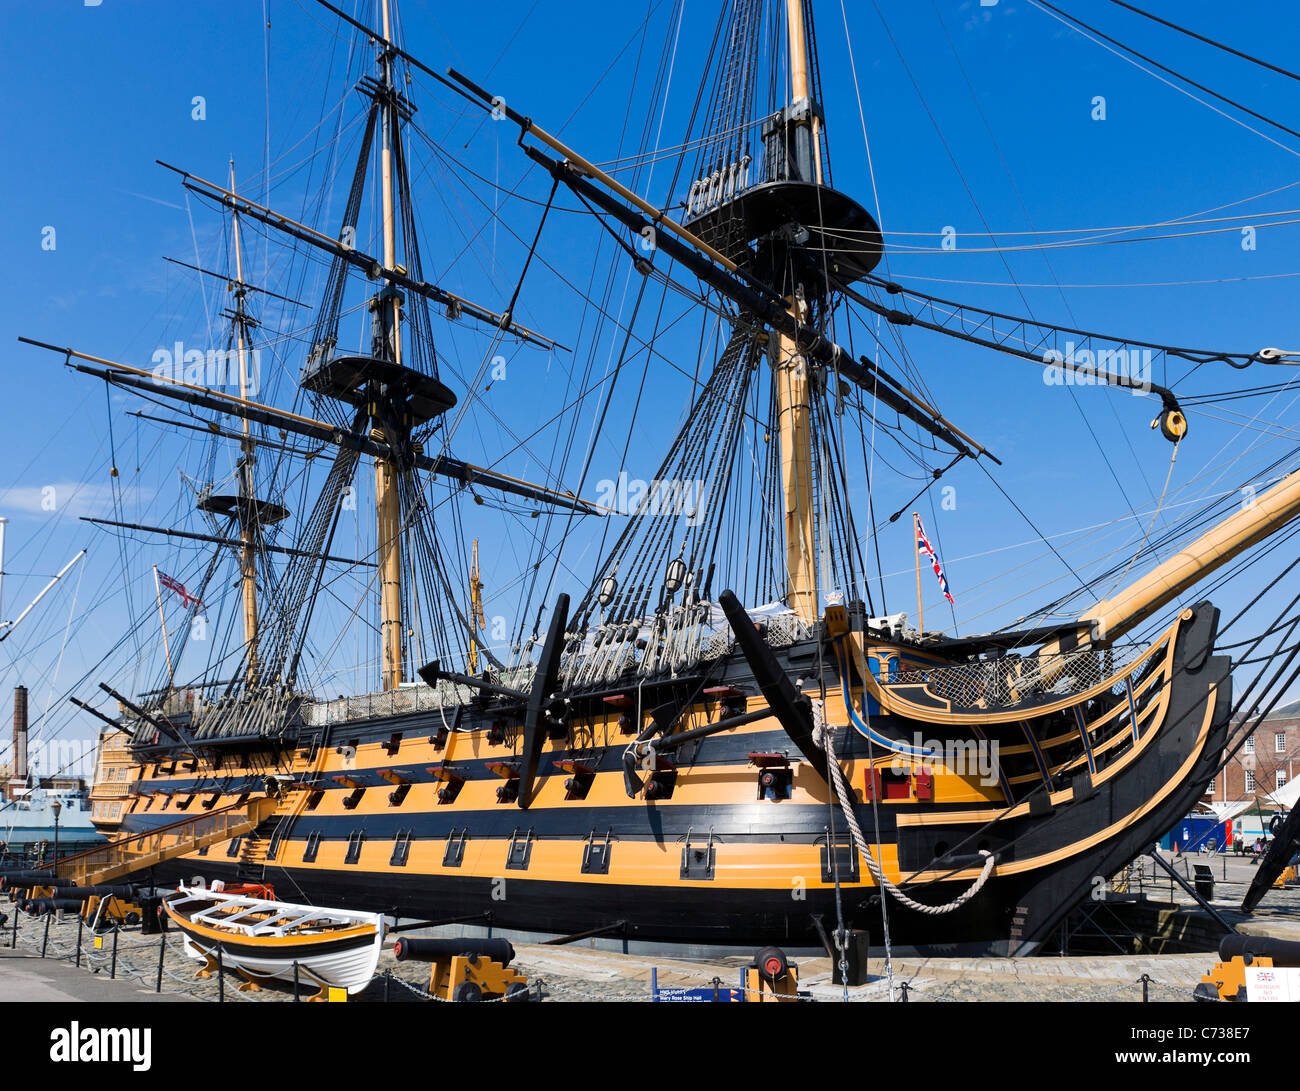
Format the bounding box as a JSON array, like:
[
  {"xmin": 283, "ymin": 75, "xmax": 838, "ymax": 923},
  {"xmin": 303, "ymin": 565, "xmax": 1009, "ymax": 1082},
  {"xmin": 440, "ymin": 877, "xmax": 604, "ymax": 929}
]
[
  {"xmin": 562, "ymin": 605, "xmax": 813, "ymax": 690},
  {"xmin": 303, "ymin": 668, "xmax": 535, "ymax": 727},
  {"xmin": 882, "ymin": 644, "xmax": 1146, "ymax": 709},
  {"xmin": 47, "ymin": 796, "xmax": 279, "ymax": 886},
  {"xmin": 300, "ymin": 608, "xmax": 816, "ymax": 722}
]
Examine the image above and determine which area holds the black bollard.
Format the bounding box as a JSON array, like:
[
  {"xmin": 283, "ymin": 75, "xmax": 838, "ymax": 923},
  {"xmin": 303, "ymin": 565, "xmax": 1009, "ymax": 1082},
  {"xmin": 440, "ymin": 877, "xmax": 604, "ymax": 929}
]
[
  {"xmin": 76, "ymin": 916, "xmax": 83, "ymax": 968},
  {"xmin": 41, "ymin": 913, "xmax": 50, "ymax": 958},
  {"xmin": 293, "ymin": 960, "xmax": 300, "ymax": 1002},
  {"xmin": 110, "ymin": 928, "xmax": 118, "ymax": 980},
  {"xmin": 712, "ymin": 975, "xmax": 721, "ymax": 1001},
  {"xmin": 10, "ymin": 905, "xmax": 16, "ymax": 949},
  {"xmin": 156, "ymin": 932, "xmax": 166, "ymax": 993},
  {"xmin": 383, "ymin": 969, "xmax": 390, "ymax": 1003},
  {"xmin": 899, "ymin": 981, "xmax": 910, "ymax": 1003},
  {"xmin": 1140, "ymin": 973, "xmax": 1150, "ymax": 1002},
  {"xmin": 217, "ymin": 944, "xmax": 225, "ymax": 1003}
]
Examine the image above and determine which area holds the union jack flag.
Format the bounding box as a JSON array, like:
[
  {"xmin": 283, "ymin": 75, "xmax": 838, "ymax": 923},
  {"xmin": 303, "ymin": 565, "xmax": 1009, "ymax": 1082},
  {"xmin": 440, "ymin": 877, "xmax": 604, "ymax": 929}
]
[
  {"xmin": 914, "ymin": 513, "xmax": 955, "ymax": 606},
  {"xmin": 158, "ymin": 570, "xmax": 203, "ymax": 608}
]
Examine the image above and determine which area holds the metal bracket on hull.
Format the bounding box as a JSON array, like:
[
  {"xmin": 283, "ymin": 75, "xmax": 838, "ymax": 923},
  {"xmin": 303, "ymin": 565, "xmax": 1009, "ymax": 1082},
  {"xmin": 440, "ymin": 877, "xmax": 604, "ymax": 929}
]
[
  {"xmin": 820, "ymin": 831, "xmax": 860, "ymax": 883},
  {"xmin": 581, "ymin": 829, "xmax": 613, "ymax": 875},
  {"xmin": 506, "ymin": 828, "xmax": 535, "ymax": 871},
  {"xmin": 443, "ymin": 828, "xmax": 468, "ymax": 868},
  {"xmin": 680, "ymin": 828, "xmax": 715, "ymax": 880},
  {"xmin": 391, "ymin": 828, "xmax": 413, "ymax": 867}
]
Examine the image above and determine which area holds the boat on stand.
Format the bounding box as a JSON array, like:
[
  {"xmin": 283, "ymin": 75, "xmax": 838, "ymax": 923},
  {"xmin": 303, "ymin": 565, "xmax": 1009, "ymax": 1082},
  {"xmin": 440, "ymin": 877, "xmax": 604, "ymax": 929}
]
[{"xmin": 163, "ymin": 885, "xmax": 385, "ymax": 995}]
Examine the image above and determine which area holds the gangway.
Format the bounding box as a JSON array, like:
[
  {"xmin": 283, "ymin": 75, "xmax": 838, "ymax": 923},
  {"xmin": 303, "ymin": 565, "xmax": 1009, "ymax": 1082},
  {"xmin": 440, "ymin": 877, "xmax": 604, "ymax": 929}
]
[{"xmin": 33, "ymin": 795, "xmax": 280, "ymax": 887}]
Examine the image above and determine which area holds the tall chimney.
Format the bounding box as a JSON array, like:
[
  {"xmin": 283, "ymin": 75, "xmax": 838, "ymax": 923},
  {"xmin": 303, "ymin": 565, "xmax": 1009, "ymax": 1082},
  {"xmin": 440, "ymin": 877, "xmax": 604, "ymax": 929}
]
[{"xmin": 12, "ymin": 685, "xmax": 28, "ymax": 784}]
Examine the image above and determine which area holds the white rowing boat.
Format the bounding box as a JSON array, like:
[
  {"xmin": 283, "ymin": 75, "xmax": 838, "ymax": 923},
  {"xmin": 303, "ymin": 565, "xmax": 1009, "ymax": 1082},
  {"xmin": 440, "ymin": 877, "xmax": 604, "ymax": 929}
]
[{"xmin": 163, "ymin": 886, "xmax": 385, "ymax": 994}]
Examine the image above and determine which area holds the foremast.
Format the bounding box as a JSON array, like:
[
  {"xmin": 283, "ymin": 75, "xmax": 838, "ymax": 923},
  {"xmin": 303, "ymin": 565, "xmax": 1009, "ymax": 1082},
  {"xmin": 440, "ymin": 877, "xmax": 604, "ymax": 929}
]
[{"xmin": 228, "ymin": 163, "xmax": 261, "ymax": 685}]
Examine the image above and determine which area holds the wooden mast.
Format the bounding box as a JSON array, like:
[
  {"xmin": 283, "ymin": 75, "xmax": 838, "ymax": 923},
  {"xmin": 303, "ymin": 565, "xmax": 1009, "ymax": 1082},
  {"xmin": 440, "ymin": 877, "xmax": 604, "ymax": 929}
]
[
  {"xmin": 776, "ymin": 0, "xmax": 819, "ymax": 622},
  {"xmin": 468, "ymin": 539, "xmax": 485, "ymax": 674},
  {"xmin": 1076, "ymin": 469, "xmax": 1300, "ymax": 645},
  {"xmin": 376, "ymin": 0, "xmax": 405, "ymax": 691},
  {"xmin": 152, "ymin": 565, "xmax": 176, "ymax": 690},
  {"xmin": 229, "ymin": 162, "xmax": 260, "ymax": 685},
  {"xmin": 913, "ymin": 512, "xmax": 924, "ymax": 634}
]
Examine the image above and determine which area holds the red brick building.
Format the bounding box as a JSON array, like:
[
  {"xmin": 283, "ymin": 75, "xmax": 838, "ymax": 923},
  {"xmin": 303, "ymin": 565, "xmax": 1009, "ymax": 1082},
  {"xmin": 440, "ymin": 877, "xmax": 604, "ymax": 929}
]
[{"xmin": 1211, "ymin": 699, "xmax": 1299, "ymax": 803}]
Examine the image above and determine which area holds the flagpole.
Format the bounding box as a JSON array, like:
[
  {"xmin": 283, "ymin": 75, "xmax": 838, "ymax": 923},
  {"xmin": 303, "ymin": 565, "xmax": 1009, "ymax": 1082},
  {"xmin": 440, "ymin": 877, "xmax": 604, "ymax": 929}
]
[
  {"xmin": 913, "ymin": 512, "xmax": 924, "ymax": 635},
  {"xmin": 152, "ymin": 564, "xmax": 176, "ymax": 691}
]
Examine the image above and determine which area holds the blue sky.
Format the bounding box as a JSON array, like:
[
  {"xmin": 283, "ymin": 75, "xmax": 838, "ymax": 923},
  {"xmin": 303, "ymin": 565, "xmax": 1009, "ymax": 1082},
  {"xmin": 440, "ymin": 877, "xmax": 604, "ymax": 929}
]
[{"xmin": 4, "ymin": 0, "xmax": 1300, "ymax": 766}]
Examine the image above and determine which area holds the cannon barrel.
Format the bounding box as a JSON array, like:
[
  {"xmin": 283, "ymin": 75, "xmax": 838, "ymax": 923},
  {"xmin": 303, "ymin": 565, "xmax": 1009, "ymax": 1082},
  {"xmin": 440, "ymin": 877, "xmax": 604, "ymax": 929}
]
[
  {"xmin": 22, "ymin": 897, "xmax": 84, "ymax": 914},
  {"xmin": 0, "ymin": 870, "xmax": 55, "ymax": 888},
  {"xmin": 392, "ymin": 937, "xmax": 516, "ymax": 965},
  {"xmin": 1220, "ymin": 933, "xmax": 1300, "ymax": 967},
  {"xmin": 50, "ymin": 885, "xmax": 137, "ymax": 901}
]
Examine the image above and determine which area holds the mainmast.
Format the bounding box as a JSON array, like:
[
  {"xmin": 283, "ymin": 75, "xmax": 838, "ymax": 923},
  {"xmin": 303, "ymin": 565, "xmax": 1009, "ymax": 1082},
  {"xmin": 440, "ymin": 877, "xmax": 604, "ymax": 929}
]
[
  {"xmin": 776, "ymin": 0, "xmax": 819, "ymax": 622},
  {"xmin": 375, "ymin": 0, "xmax": 405, "ymax": 692}
]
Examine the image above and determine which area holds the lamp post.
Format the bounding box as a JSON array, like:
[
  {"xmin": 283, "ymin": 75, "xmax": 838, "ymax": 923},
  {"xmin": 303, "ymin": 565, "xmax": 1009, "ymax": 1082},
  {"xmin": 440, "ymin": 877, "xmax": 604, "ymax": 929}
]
[{"xmin": 50, "ymin": 799, "xmax": 61, "ymax": 868}]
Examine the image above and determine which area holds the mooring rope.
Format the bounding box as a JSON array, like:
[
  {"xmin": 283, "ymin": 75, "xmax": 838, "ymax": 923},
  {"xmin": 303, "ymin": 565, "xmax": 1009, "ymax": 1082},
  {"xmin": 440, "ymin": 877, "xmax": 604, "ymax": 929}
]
[{"xmin": 813, "ymin": 700, "xmax": 996, "ymax": 915}]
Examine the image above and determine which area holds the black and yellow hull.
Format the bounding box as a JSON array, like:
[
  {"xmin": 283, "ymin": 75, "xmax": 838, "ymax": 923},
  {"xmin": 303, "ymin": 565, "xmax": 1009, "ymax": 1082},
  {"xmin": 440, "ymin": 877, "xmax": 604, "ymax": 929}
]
[{"xmin": 108, "ymin": 602, "xmax": 1230, "ymax": 956}]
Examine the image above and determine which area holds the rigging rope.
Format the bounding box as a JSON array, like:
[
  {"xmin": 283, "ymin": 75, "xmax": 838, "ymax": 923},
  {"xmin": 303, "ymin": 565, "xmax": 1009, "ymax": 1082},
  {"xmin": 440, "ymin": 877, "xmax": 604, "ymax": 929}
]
[{"xmin": 812, "ymin": 699, "xmax": 996, "ymax": 915}]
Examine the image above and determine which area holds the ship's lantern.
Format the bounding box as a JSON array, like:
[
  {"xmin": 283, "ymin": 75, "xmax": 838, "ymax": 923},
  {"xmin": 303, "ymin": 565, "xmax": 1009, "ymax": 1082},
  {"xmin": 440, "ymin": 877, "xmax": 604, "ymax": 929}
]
[
  {"xmin": 598, "ymin": 575, "xmax": 618, "ymax": 607},
  {"xmin": 664, "ymin": 556, "xmax": 687, "ymax": 595}
]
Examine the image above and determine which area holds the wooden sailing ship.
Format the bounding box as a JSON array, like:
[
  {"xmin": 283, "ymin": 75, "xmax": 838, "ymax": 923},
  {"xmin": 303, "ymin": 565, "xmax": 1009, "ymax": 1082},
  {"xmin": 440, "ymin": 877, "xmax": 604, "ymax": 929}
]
[{"xmin": 28, "ymin": 0, "xmax": 1300, "ymax": 956}]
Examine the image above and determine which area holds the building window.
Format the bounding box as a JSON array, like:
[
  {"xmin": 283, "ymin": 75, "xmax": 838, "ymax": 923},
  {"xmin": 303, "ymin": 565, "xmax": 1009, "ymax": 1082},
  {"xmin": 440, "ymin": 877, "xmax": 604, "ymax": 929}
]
[
  {"xmin": 1277, "ymin": 733, "xmax": 1287, "ymax": 754},
  {"xmin": 1246, "ymin": 771, "xmax": 1256, "ymax": 793},
  {"xmin": 1207, "ymin": 777, "xmax": 1215, "ymax": 794},
  {"xmin": 1245, "ymin": 737, "xmax": 1255, "ymax": 754},
  {"xmin": 1278, "ymin": 771, "xmax": 1288, "ymax": 791}
]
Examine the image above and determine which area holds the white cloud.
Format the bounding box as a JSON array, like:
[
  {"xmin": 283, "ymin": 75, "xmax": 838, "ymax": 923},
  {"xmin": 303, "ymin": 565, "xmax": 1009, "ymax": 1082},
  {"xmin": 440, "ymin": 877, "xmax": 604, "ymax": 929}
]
[{"xmin": 0, "ymin": 482, "xmax": 155, "ymax": 518}]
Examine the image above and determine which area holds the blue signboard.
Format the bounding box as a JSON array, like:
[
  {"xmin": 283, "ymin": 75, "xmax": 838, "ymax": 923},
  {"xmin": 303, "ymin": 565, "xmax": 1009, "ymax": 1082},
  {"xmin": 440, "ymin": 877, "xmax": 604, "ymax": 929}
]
[{"xmin": 650, "ymin": 967, "xmax": 741, "ymax": 1002}]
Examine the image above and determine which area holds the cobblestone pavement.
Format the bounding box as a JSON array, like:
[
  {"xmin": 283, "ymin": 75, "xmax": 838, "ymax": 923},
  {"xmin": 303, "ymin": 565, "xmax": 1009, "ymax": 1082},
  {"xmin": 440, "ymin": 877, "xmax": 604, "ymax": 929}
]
[
  {"xmin": 4, "ymin": 851, "xmax": 1292, "ymax": 1003},
  {"xmin": 0, "ymin": 909, "xmax": 1221, "ymax": 1003}
]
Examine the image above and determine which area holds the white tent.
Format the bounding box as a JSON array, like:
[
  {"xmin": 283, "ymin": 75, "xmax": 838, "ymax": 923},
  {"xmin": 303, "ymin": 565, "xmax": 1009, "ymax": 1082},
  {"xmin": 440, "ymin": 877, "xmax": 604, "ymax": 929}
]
[{"xmin": 1209, "ymin": 776, "xmax": 1300, "ymax": 825}]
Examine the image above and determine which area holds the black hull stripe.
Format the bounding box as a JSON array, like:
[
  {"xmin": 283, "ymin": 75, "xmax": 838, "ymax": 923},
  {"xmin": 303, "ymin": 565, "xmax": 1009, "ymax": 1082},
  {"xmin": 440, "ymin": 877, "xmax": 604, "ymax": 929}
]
[{"xmin": 125, "ymin": 798, "xmax": 930, "ymax": 842}]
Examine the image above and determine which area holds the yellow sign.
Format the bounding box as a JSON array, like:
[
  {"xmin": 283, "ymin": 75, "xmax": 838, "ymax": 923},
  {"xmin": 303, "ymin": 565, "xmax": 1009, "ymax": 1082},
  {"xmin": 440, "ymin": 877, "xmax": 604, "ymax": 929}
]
[
  {"xmin": 328, "ymin": 986, "xmax": 347, "ymax": 1003},
  {"xmin": 93, "ymin": 936, "xmax": 103, "ymax": 950}
]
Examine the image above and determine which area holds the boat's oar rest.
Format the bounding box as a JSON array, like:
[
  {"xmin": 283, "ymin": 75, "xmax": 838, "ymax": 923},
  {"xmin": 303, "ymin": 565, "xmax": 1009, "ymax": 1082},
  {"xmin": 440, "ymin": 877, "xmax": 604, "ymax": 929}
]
[{"xmin": 392, "ymin": 936, "xmax": 531, "ymax": 1002}]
